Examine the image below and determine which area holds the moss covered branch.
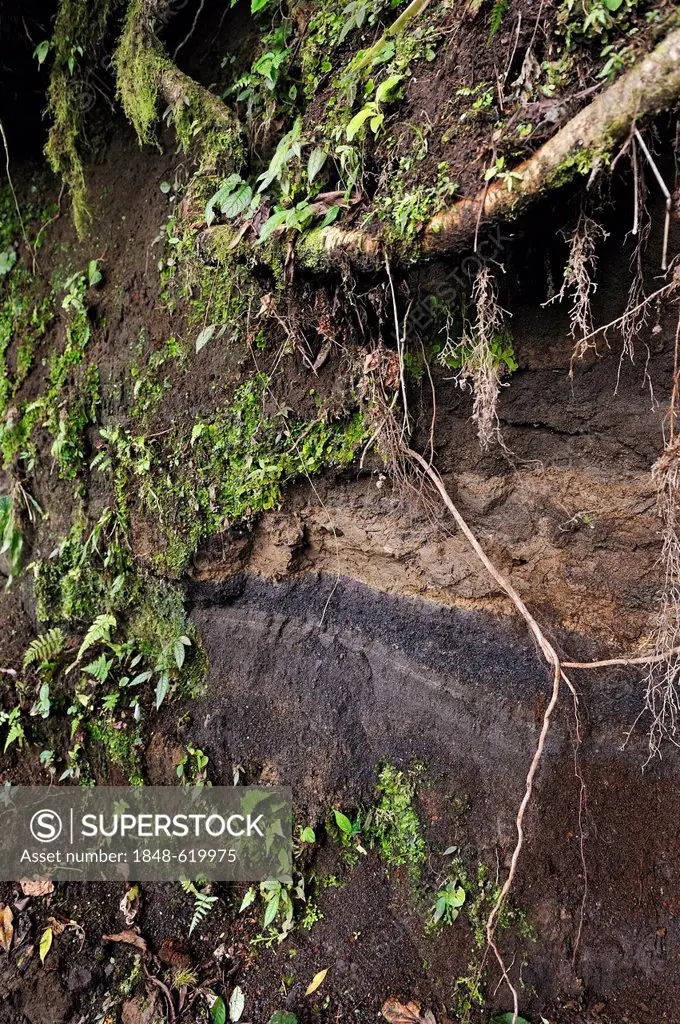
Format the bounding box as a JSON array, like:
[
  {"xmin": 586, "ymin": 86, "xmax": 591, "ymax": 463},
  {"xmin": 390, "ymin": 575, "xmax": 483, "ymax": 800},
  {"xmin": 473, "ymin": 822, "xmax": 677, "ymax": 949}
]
[{"xmin": 113, "ymin": 0, "xmax": 243, "ymax": 172}]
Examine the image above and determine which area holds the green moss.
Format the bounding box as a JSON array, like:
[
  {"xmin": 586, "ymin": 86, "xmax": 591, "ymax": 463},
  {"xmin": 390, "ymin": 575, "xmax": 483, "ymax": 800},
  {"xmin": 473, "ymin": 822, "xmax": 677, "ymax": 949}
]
[
  {"xmin": 130, "ymin": 335, "xmax": 183, "ymax": 422},
  {"xmin": 45, "ymin": 0, "xmax": 115, "ymax": 236},
  {"xmin": 0, "ymin": 186, "xmax": 57, "ymax": 428},
  {"xmin": 0, "ymin": 264, "xmax": 100, "ymax": 476},
  {"xmin": 365, "ymin": 762, "xmax": 427, "ymax": 880},
  {"xmin": 114, "ymin": 1, "xmax": 243, "ymax": 171},
  {"xmin": 95, "ymin": 372, "xmax": 367, "ymax": 575},
  {"xmin": 113, "ymin": 0, "xmax": 168, "ymax": 147},
  {"xmin": 547, "ymin": 144, "xmax": 608, "ymax": 189},
  {"xmin": 34, "ymin": 520, "xmax": 132, "ymax": 624},
  {"xmin": 88, "ymin": 720, "xmax": 144, "ymax": 785},
  {"xmin": 48, "ymin": 362, "xmax": 100, "ymax": 479},
  {"xmin": 127, "ymin": 578, "xmax": 207, "ymax": 699}
]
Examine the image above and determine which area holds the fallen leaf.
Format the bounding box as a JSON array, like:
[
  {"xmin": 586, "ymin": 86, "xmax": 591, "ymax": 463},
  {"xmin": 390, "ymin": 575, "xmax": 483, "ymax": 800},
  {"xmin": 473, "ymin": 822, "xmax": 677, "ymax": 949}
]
[
  {"xmin": 39, "ymin": 926, "xmax": 53, "ymax": 963},
  {"xmin": 0, "ymin": 906, "xmax": 13, "ymax": 953},
  {"xmin": 229, "ymin": 985, "xmax": 245, "ymax": 1021},
  {"xmin": 102, "ymin": 929, "xmax": 148, "ymax": 953},
  {"xmin": 312, "ymin": 340, "xmax": 332, "ymax": 373},
  {"xmin": 158, "ymin": 937, "xmax": 191, "ymax": 967},
  {"xmin": 46, "ymin": 916, "xmax": 66, "ymax": 936},
  {"xmin": 21, "ymin": 880, "xmax": 54, "ymax": 897},
  {"xmin": 305, "ymin": 968, "xmax": 328, "ymax": 996},
  {"xmin": 120, "ymin": 885, "xmax": 140, "ymax": 926},
  {"xmin": 381, "ymin": 998, "xmax": 437, "ymax": 1024}
]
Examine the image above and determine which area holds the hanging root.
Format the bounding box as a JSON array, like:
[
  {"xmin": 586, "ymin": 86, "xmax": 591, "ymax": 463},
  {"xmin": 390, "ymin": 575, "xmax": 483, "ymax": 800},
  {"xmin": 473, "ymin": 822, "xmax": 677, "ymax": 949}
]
[
  {"xmin": 45, "ymin": 0, "xmax": 116, "ymax": 237},
  {"xmin": 546, "ymin": 210, "xmax": 608, "ymax": 370},
  {"xmin": 644, "ymin": 443, "xmax": 680, "ymax": 758},
  {"xmin": 640, "ymin": 308, "xmax": 680, "ymax": 759},
  {"xmin": 445, "ymin": 265, "xmax": 510, "ymax": 451},
  {"xmin": 619, "ymin": 134, "xmax": 652, "ymax": 366}
]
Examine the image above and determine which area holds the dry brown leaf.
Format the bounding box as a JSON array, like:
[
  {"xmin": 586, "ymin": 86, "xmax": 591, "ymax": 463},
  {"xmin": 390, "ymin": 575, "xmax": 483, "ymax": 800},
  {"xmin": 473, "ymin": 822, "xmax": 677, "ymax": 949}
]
[
  {"xmin": 120, "ymin": 886, "xmax": 140, "ymax": 926},
  {"xmin": 381, "ymin": 998, "xmax": 437, "ymax": 1024},
  {"xmin": 21, "ymin": 879, "xmax": 54, "ymax": 897},
  {"xmin": 46, "ymin": 916, "xmax": 66, "ymax": 937},
  {"xmin": 102, "ymin": 930, "xmax": 148, "ymax": 953},
  {"xmin": 0, "ymin": 906, "xmax": 13, "ymax": 953}
]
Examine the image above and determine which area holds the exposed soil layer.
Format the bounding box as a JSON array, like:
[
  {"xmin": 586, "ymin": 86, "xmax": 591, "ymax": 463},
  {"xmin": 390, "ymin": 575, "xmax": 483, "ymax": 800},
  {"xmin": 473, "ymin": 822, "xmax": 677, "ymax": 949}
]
[
  {"xmin": 1, "ymin": 2, "xmax": 680, "ymax": 1020},
  {"xmin": 175, "ymin": 572, "xmax": 680, "ymax": 1020}
]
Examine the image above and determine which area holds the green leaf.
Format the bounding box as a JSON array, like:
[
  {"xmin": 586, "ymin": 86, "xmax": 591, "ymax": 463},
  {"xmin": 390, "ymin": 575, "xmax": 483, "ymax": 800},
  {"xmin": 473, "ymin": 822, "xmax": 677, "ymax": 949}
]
[
  {"xmin": 491, "ymin": 1016, "xmax": 532, "ymax": 1024},
  {"xmin": 160, "ymin": 180, "xmax": 172, "ymax": 194},
  {"xmin": 229, "ymin": 986, "xmax": 245, "ymax": 1022},
  {"xmin": 333, "ymin": 809, "xmax": 353, "ymax": 834},
  {"xmin": 34, "ymin": 40, "xmax": 50, "ymax": 66},
  {"xmin": 221, "ymin": 184, "xmax": 253, "ymax": 220},
  {"xmin": 450, "ymin": 885, "xmax": 466, "ymax": 908},
  {"xmin": 251, "ymin": 0, "xmax": 270, "ymax": 10},
  {"xmin": 88, "ymin": 260, "xmax": 102, "ymax": 287},
  {"xmin": 211, "ymin": 997, "xmax": 226, "ymax": 1024},
  {"xmin": 346, "ymin": 106, "xmax": 374, "ymax": 142},
  {"xmin": 268, "ymin": 1014, "xmax": 298, "ymax": 1024},
  {"xmin": 155, "ymin": 671, "xmax": 170, "ymax": 709},
  {"xmin": 375, "ymin": 74, "xmax": 403, "ymax": 103},
  {"xmin": 319, "ymin": 205, "xmax": 341, "ymax": 229},
  {"xmin": 307, "ymin": 148, "xmax": 327, "ymax": 184},
  {"xmin": 263, "ymin": 893, "xmax": 280, "ymax": 927},
  {"xmin": 301, "ymin": 826, "xmax": 316, "ymax": 844},
  {"xmin": 0, "ymin": 249, "xmax": 17, "ymax": 276},
  {"xmin": 39, "ymin": 927, "xmax": 53, "ymax": 963},
  {"xmin": 369, "ymin": 112, "xmax": 384, "ymax": 134},
  {"xmin": 196, "ymin": 325, "xmax": 217, "ymax": 353},
  {"xmin": 174, "ymin": 639, "xmax": 187, "ymax": 671},
  {"xmin": 604, "ymin": 0, "xmax": 624, "ymax": 9},
  {"xmin": 257, "ymin": 208, "xmax": 290, "ymax": 243},
  {"xmin": 239, "ymin": 888, "xmax": 256, "ymax": 912}
]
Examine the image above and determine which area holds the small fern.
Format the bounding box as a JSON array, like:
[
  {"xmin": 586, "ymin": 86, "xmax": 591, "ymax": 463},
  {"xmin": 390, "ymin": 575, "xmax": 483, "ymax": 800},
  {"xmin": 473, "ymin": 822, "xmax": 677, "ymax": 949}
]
[
  {"xmin": 74, "ymin": 613, "xmax": 117, "ymax": 665},
  {"xmin": 23, "ymin": 628, "xmax": 66, "ymax": 670},
  {"xmin": 0, "ymin": 706, "xmax": 24, "ymax": 752},
  {"xmin": 181, "ymin": 879, "xmax": 218, "ymax": 935},
  {"xmin": 488, "ymin": 0, "xmax": 510, "ymax": 39}
]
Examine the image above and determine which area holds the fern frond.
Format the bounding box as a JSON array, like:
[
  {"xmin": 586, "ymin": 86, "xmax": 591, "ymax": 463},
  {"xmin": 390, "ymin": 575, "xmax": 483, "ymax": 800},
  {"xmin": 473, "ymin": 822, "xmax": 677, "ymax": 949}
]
[
  {"xmin": 75, "ymin": 614, "xmax": 116, "ymax": 663},
  {"xmin": 488, "ymin": 0, "xmax": 510, "ymax": 39},
  {"xmin": 181, "ymin": 880, "xmax": 218, "ymax": 935},
  {"xmin": 189, "ymin": 891, "xmax": 218, "ymax": 935},
  {"xmin": 23, "ymin": 628, "xmax": 66, "ymax": 670}
]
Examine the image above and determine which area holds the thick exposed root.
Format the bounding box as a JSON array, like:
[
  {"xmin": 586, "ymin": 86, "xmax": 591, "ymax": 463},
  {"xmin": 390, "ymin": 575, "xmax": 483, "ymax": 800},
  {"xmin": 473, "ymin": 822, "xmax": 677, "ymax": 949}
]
[{"xmin": 198, "ymin": 27, "xmax": 680, "ymax": 272}]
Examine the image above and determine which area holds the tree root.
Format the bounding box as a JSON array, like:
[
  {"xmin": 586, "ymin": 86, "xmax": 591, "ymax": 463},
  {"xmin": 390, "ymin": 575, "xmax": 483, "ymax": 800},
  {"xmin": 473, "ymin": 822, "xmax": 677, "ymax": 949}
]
[
  {"xmin": 405, "ymin": 448, "xmax": 577, "ymax": 1018},
  {"xmin": 200, "ymin": 27, "xmax": 680, "ymax": 272},
  {"xmin": 344, "ymin": 0, "xmax": 434, "ymax": 77}
]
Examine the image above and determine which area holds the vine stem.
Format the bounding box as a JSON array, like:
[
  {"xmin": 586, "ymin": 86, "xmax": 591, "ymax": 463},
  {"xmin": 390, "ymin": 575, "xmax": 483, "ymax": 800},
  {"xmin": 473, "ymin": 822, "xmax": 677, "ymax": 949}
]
[{"xmin": 348, "ymin": 0, "xmax": 434, "ymax": 75}]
